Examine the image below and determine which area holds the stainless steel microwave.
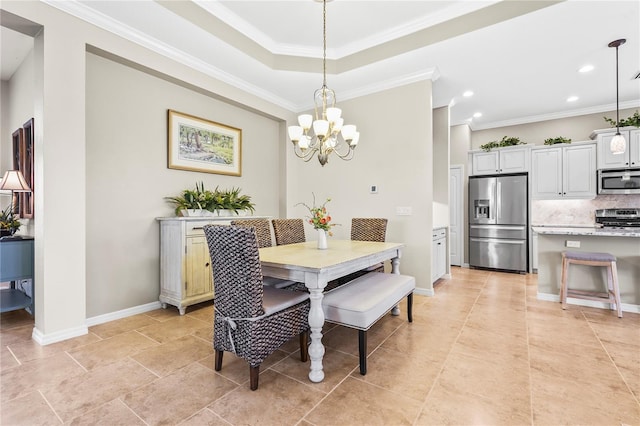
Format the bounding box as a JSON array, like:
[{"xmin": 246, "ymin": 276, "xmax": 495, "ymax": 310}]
[{"xmin": 598, "ymin": 169, "xmax": 640, "ymax": 194}]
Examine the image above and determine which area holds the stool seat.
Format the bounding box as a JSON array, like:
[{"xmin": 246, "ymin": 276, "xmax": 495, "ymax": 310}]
[
  {"xmin": 560, "ymin": 250, "xmax": 622, "ymax": 318},
  {"xmin": 564, "ymin": 251, "xmax": 616, "ymax": 262}
]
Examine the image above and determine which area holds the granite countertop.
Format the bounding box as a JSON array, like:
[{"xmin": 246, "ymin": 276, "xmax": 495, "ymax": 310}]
[{"xmin": 532, "ymin": 225, "xmax": 640, "ymax": 238}]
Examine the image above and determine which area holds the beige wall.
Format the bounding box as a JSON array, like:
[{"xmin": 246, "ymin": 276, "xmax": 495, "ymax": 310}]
[
  {"xmin": 471, "ymin": 107, "xmax": 638, "ymax": 149},
  {"xmin": 433, "ymin": 106, "xmax": 449, "ymax": 228},
  {"xmin": 287, "ymin": 81, "xmax": 435, "ymax": 292},
  {"xmin": 85, "ymin": 52, "xmax": 283, "ymax": 317}
]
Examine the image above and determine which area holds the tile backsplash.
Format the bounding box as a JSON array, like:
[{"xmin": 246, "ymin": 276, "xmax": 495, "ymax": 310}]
[{"xmin": 531, "ymin": 195, "xmax": 640, "ymax": 225}]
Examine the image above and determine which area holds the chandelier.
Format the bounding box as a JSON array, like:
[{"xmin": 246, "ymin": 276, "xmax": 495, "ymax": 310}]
[
  {"xmin": 608, "ymin": 38, "xmax": 626, "ymax": 155},
  {"xmin": 287, "ymin": 0, "xmax": 359, "ymax": 166}
]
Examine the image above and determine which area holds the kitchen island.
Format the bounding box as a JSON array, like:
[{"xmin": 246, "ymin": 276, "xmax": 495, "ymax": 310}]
[{"xmin": 533, "ymin": 226, "xmax": 640, "ymax": 311}]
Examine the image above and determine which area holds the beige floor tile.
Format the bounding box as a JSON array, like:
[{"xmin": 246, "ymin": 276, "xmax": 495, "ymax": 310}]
[
  {"xmin": 600, "ymin": 340, "xmax": 640, "ymax": 397},
  {"xmin": 180, "ymin": 408, "xmax": 233, "ymax": 426},
  {"xmin": 144, "ymin": 306, "xmax": 182, "ymax": 321},
  {"xmin": 209, "ymin": 369, "xmax": 325, "ymax": 426},
  {"xmin": 41, "ymin": 358, "xmax": 157, "ymax": 422},
  {"xmin": 530, "ymin": 369, "xmax": 640, "ymax": 425},
  {"xmin": 132, "ymin": 334, "xmax": 213, "ymax": 376},
  {"xmin": 123, "ymin": 362, "xmax": 237, "ymax": 425},
  {"xmin": 272, "ymin": 346, "xmax": 357, "ymax": 394},
  {"xmin": 0, "ymin": 309, "xmax": 34, "ymax": 331},
  {"xmin": 67, "ymin": 398, "xmax": 145, "ymax": 425},
  {"xmin": 588, "ymin": 320, "xmax": 640, "ymax": 347},
  {"xmin": 136, "ymin": 315, "xmax": 210, "ymax": 343},
  {"xmin": 305, "ymin": 376, "xmax": 423, "ymax": 425},
  {"xmin": 198, "ymin": 349, "xmax": 289, "ymax": 386},
  {"xmin": 8, "ymin": 332, "xmax": 101, "ymax": 364},
  {"xmin": 322, "ymin": 319, "xmax": 402, "ymax": 358},
  {"xmin": 0, "ymin": 391, "xmax": 60, "ymax": 426},
  {"xmin": 1, "ymin": 352, "xmax": 86, "ymax": 403},
  {"xmin": 0, "ymin": 324, "xmax": 33, "ymax": 347},
  {"xmin": 382, "ymin": 321, "xmax": 462, "ymax": 363},
  {"xmin": 437, "ymin": 352, "xmax": 531, "ymax": 407},
  {"xmin": 192, "ymin": 324, "xmax": 213, "ymax": 343},
  {"xmin": 418, "ymin": 381, "xmax": 532, "ymax": 425},
  {"xmin": 1, "ymin": 346, "xmax": 19, "ymax": 370},
  {"xmin": 68, "ymin": 331, "xmax": 159, "ymax": 370},
  {"xmin": 353, "ymin": 346, "xmax": 443, "ymax": 402},
  {"xmin": 88, "ymin": 313, "xmax": 161, "ymax": 339},
  {"xmin": 186, "ymin": 302, "xmax": 214, "ymax": 323},
  {"xmin": 451, "ymin": 326, "xmax": 529, "ymax": 366}
]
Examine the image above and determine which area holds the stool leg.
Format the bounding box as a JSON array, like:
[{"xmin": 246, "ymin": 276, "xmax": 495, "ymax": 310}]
[
  {"xmin": 610, "ymin": 261, "xmax": 623, "ymax": 318},
  {"xmin": 560, "ymin": 255, "xmax": 568, "ymax": 310}
]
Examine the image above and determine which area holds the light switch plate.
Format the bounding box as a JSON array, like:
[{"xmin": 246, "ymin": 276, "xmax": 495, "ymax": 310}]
[{"xmin": 566, "ymin": 240, "xmax": 580, "ymax": 248}]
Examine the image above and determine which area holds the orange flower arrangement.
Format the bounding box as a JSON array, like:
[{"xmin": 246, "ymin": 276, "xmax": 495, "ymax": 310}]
[{"xmin": 297, "ymin": 194, "xmax": 338, "ymax": 236}]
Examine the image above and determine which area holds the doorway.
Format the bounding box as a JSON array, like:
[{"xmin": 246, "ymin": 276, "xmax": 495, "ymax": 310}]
[{"xmin": 449, "ymin": 165, "xmax": 463, "ymax": 266}]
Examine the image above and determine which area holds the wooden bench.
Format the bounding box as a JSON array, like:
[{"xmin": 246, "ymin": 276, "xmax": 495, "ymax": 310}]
[{"xmin": 321, "ymin": 272, "xmax": 415, "ymax": 375}]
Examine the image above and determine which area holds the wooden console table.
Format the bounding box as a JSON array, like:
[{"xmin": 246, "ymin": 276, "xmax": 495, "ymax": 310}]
[{"xmin": 0, "ymin": 237, "xmax": 34, "ymax": 314}]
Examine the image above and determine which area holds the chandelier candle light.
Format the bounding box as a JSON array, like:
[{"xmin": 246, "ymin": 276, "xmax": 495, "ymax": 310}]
[
  {"xmin": 608, "ymin": 38, "xmax": 626, "ymax": 155},
  {"xmin": 287, "ymin": 0, "xmax": 359, "ymax": 166}
]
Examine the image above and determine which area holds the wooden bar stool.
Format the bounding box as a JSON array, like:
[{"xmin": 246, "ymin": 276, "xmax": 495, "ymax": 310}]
[{"xmin": 560, "ymin": 251, "xmax": 622, "ymax": 317}]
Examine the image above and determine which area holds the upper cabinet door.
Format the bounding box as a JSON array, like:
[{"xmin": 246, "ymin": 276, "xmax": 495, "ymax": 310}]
[
  {"xmin": 629, "ymin": 129, "xmax": 640, "ymax": 168},
  {"xmin": 563, "ymin": 144, "xmax": 596, "ymax": 198},
  {"xmin": 499, "ymin": 147, "xmax": 530, "ymax": 174},
  {"xmin": 471, "ymin": 151, "xmax": 499, "ymax": 175},
  {"xmin": 531, "ymin": 147, "xmax": 562, "ymax": 199}
]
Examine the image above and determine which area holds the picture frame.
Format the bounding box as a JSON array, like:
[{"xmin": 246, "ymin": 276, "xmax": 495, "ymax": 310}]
[{"xmin": 167, "ymin": 109, "xmax": 242, "ymax": 176}]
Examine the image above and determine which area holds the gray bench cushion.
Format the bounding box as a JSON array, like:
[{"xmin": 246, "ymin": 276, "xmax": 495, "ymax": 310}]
[
  {"xmin": 563, "ymin": 251, "xmax": 616, "ymax": 262},
  {"xmin": 322, "ymin": 272, "xmax": 415, "ymax": 330}
]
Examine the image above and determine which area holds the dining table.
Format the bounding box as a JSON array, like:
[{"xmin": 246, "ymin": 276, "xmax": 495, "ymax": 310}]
[{"xmin": 259, "ymin": 239, "xmax": 404, "ymax": 383}]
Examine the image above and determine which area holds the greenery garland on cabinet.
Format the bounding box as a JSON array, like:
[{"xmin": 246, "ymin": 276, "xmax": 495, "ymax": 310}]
[{"xmin": 480, "ymin": 136, "xmax": 524, "ymax": 152}]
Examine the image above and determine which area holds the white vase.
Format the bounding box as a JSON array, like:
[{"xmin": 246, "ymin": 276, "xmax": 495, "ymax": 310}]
[{"xmin": 317, "ymin": 229, "xmax": 328, "ymax": 250}]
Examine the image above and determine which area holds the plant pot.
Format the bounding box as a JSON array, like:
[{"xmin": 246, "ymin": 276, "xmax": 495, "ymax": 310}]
[
  {"xmin": 180, "ymin": 209, "xmax": 214, "ymax": 217},
  {"xmin": 0, "ymin": 229, "xmax": 12, "ymax": 238},
  {"xmin": 317, "ymin": 229, "xmax": 327, "ymax": 250}
]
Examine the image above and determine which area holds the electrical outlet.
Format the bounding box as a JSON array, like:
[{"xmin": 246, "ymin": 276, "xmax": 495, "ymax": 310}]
[
  {"xmin": 396, "ymin": 206, "xmax": 412, "ymax": 216},
  {"xmin": 566, "ymin": 240, "xmax": 581, "ymax": 248}
]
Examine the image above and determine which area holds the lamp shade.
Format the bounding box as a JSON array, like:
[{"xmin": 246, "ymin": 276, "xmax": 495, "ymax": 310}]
[
  {"xmin": 0, "ymin": 170, "xmax": 30, "ymax": 192},
  {"xmin": 610, "ymin": 133, "xmax": 626, "ymax": 155}
]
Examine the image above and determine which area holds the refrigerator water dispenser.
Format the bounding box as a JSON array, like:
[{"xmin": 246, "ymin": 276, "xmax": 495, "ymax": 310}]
[{"xmin": 473, "ymin": 200, "xmax": 490, "ymax": 219}]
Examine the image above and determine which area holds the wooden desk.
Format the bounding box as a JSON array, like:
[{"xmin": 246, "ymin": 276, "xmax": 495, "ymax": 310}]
[
  {"xmin": 259, "ymin": 240, "xmax": 404, "ymax": 383},
  {"xmin": 0, "ymin": 237, "xmax": 34, "ymax": 314}
]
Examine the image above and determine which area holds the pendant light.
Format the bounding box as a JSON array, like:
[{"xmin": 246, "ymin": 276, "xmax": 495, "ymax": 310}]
[{"xmin": 608, "ymin": 38, "xmax": 626, "ymax": 155}]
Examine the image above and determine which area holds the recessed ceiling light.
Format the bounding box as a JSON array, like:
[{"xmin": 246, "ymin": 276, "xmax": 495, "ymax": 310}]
[
  {"xmin": 567, "ymin": 96, "xmax": 579, "ymax": 102},
  {"xmin": 473, "ymin": 112, "xmax": 482, "ymax": 118},
  {"xmin": 463, "ymin": 91, "xmax": 474, "ymax": 97},
  {"xmin": 579, "ymin": 65, "xmax": 594, "ymax": 73}
]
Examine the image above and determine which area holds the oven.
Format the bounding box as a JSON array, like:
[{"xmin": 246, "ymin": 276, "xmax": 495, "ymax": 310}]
[
  {"xmin": 597, "ymin": 169, "xmax": 640, "ymax": 195},
  {"xmin": 595, "ymin": 208, "xmax": 640, "ymax": 228}
]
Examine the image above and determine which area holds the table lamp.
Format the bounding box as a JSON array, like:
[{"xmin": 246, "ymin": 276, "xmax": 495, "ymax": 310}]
[{"xmin": 0, "ymin": 170, "xmax": 31, "ymax": 236}]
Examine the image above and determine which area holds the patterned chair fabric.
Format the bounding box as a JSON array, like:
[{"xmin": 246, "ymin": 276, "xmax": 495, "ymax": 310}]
[
  {"xmin": 231, "ymin": 219, "xmax": 273, "ymax": 248},
  {"xmin": 272, "ymin": 218, "xmax": 306, "ymax": 246},
  {"xmin": 203, "ymin": 225, "xmax": 310, "ymax": 390},
  {"xmin": 351, "ymin": 218, "xmax": 388, "ymax": 242}
]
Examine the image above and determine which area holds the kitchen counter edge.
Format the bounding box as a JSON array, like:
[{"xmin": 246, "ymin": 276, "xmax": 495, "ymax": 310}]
[{"xmin": 532, "ymin": 226, "xmax": 640, "ymax": 238}]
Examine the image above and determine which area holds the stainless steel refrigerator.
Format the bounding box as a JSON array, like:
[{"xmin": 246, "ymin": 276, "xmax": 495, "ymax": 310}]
[{"xmin": 469, "ymin": 173, "xmax": 528, "ymax": 273}]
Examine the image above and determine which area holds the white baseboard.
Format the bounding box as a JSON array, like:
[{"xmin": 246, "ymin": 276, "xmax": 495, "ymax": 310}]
[
  {"xmin": 31, "ymin": 301, "xmax": 163, "ymax": 346},
  {"xmin": 415, "ymin": 287, "xmax": 435, "ymax": 297},
  {"xmin": 537, "ymin": 292, "xmax": 640, "ymax": 314},
  {"xmin": 32, "ymin": 325, "xmax": 89, "ymax": 346},
  {"xmin": 85, "ymin": 301, "xmax": 162, "ymax": 327}
]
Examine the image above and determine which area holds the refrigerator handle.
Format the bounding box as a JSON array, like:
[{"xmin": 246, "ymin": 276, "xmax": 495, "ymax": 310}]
[{"xmin": 496, "ymin": 181, "xmax": 501, "ymax": 221}]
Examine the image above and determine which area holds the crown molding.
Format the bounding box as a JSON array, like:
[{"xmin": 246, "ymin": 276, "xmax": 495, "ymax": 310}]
[
  {"xmin": 42, "ymin": 0, "xmax": 299, "ymax": 111},
  {"xmin": 467, "ymin": 100, "xmax": 640, "ymax": 131}
]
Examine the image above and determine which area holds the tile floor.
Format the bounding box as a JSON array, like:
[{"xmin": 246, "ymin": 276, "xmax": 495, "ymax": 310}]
[{"xmin": 1, "ymin": 267, "xmax": 639, "ymax": 425}]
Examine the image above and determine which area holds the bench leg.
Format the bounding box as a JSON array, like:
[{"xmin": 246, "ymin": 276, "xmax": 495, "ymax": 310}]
[
  {"xmin": 358, "ymin": 330, "xmax": 367, "ymax": 375},
  {"xmin": 214, "ymin": 349, "xmax": 223, "ymax": 371},
  {"xmin": 407, "ymin": 293, "xmax": 413, "ymax": 323},
  {"xmin": 250, "ymin": 365, "xmax": 260, "ymax": 391}
]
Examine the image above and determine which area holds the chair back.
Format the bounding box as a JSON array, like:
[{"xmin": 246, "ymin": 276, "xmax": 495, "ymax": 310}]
[
  {"xmin": 351, "ymin": 218, "xmax": 388, "ymax": 242},
  {"xmin": 203, "ymin": 225, "xmax": 265, "ymax": 318},
  {"xmin": 272, "ymin": 218, "xmax": 306, "ymax": 245},
  {"xmin": 231, "ymin": 219, "xmax": 273, "ymax": 248}
]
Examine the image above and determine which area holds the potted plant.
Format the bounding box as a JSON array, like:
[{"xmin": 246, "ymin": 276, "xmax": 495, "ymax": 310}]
[
  {"xmin": 165, "ymin": 183, "xmax": 255, "ymax": 216},
  {"xmin": 0, "ymin": 205, "xmax": 21, "ymax": 237},
  {"xmin": 480, "ymin": 136, "xmax": 524, "ymax": 152},
  {"xmin": 164, "ymin": 181, "xmax": 216, "ymax": 217},
  {"xmin": 544, "ymin": 136, "xmax": 571, "ymax": 145}
]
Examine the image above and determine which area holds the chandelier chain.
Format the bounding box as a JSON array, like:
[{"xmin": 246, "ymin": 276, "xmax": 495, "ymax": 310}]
[{"xmin": 322, "ymin": 0, "xmax": 327, "ymax": 88}]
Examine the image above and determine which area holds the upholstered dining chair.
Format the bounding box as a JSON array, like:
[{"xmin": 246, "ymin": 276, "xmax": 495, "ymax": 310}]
[
  {"xmin": 272, "ymin": 218, "xmax": 306, "ymax": 246},
  {"xmin": 203, "ymin": 225, "xmax": 310, "ymax": 391},
  {"xmin": 231, "ymin": 219, "xmax": 298, "ymax": 289}
]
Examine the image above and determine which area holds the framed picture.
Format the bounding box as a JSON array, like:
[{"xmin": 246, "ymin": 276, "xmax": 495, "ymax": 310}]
[{"xmin": 167, "ymin": 110, "xmax": 242, "ymax": 176}]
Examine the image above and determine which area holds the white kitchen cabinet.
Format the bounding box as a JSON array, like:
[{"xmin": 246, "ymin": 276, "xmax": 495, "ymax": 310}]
[
  {"xmin": 157, "ymin": 216, "xmax": 268, "ymax": 314},
  {"xmin": 531, "ymin": 142, "xmax": 596, "ymax": 200},
  {"xmin": 532, "ymin": 230, "xmax": 538, "ymax": 273},
  {"xmin": 591, "ymin": 127, "xmax": 640, "ymax": 170},
  {"xmin": 469, "ymin": 145, "xmax": 530, "ymax": 176},
  {"xmin": 432, "ymin": 228, "xmax": 447, "ymax": 283}
]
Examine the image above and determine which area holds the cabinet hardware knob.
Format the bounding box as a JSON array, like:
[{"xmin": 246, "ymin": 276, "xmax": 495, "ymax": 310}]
[{"xmin": 205, "ymin": 262, "xmax": 210, "ymax": 267}]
